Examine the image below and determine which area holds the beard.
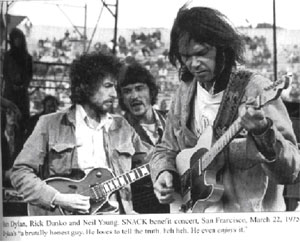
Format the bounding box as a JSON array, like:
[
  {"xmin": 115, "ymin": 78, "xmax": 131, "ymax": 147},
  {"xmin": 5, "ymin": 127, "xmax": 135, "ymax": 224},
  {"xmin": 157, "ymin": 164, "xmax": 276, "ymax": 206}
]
[{"xmin": 88, "ymin": 101, "xmax": 113, "ymax": 115}]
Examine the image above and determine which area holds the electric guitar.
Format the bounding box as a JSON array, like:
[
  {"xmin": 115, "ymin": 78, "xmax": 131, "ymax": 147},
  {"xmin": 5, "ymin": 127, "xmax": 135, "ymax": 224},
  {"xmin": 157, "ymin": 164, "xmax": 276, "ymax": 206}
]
[
  {"xmin": 28, "ymin": 164, "xmax": 151, "ymax": 216},
  {"xmin": 171, "ymin": 77, "xmax": 289, "ymax": 213}
]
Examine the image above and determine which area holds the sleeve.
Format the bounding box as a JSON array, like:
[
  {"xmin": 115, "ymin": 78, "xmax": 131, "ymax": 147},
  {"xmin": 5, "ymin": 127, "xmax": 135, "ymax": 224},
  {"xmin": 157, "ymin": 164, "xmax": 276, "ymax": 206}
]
[
  {"xmin": 10, "ymin": 116, "xmax": 59, "ymax": 208},
  {"xmin": 150, "ymin": 96, "xmax": 181, "ymax": 182},
  {"xmin": 256, "ymin": 97, "xmax": 300, "ymax": 184},
  {"xmin": 246, "ymin": 75, "xmax": 300, "ymax": 184}
]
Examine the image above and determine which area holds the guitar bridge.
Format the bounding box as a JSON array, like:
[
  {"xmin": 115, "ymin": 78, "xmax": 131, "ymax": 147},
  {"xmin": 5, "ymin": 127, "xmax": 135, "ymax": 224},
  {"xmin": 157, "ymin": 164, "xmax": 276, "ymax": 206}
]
[{"xmin": 89, "ymin": 183, "xmax": 105, "ymax": 202}]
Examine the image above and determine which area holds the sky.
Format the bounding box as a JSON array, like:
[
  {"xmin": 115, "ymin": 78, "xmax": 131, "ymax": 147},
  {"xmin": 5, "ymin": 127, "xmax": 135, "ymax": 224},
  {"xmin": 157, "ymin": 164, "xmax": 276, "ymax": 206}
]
[{"xmin": 5, "ymin": 0, "xmax": 300, "ymax": 30}]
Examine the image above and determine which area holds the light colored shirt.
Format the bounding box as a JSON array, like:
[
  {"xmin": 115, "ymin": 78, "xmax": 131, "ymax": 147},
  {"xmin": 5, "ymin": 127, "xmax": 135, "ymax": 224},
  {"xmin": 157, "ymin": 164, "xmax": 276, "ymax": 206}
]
[
  {"xmin": 75, "ymin": 104, "xmax": 113, "ymax": 173},
  {"xmin": 140, "ymin": 109, "xmax": 163, "ymax": 145},
  {"xmin": 191, "ymin": 81, "xmax": 224, "ymax": 138}
]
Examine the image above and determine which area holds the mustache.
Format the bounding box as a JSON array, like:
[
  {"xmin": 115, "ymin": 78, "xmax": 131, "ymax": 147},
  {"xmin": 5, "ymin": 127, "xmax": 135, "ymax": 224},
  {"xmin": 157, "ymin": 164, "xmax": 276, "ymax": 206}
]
[
  {"xmin": 103, "ymin": 99, "xmax": 114, "ymax": 104},
  {"xmin": 130, "ymin": 100, "xmax": 143, "ymax": 106}
]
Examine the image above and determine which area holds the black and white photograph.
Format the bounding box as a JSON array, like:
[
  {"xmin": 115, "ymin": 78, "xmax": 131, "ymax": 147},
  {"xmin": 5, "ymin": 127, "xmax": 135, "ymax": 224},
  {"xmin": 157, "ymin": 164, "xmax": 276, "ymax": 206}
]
[{"xmin": 1, "ymin": 0, "xmax": 300, "ymax": 241}]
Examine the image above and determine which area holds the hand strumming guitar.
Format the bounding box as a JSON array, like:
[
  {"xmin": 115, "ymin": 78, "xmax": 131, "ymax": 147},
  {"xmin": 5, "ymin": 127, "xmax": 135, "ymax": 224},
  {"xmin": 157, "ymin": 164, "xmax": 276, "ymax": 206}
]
[{"xmin": 53, "ymin": 193, "xmax": 90, "ymax": 214}]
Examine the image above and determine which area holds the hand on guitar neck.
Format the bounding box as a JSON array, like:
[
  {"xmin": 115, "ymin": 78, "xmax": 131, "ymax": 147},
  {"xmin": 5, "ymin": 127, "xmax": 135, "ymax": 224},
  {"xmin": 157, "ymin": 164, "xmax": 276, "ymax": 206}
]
[
  {"xmin": 53, "ymin": 192, "xmax": 90, "ymax": 214},
  {"xmin": 153, "ymin": 171, "xmax": 176, "ymax": 204}
]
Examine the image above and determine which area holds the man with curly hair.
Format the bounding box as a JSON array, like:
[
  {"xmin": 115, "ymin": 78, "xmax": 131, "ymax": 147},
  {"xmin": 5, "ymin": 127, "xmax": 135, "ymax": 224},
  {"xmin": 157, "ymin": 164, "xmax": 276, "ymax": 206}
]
[
  {"xmin": 117, "ymin": 62, "xmax": 169, "ymax": 213},
  {"xmin": 151, "ymin": 6, "xmax": 300, "ymax": 212},
  {"xmin": 11, "ymin": 52, "xmax": 151, "ymax": 215}
]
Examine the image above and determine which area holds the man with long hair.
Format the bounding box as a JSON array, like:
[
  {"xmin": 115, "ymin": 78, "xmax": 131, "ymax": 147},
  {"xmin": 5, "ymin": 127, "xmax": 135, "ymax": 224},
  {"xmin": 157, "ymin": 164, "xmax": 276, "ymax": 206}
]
[
  {"xmin": 3, "ymin": 27, "xmax": 32, "ymax": 124},
  {"xmin": 11, "ymin": 52, "xmax": 151, "ymax": 215},
  {"xmin": 150, "ymin": 6, "xmax": 300, "ymax": 212}
]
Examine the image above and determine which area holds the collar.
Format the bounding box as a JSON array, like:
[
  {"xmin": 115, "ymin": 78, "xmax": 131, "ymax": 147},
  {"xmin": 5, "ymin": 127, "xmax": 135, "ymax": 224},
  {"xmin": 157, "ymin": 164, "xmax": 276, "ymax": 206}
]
[
  {"xmin": 65, "ymin": 104, "xmax": 124, "ymax": 131},
  {"xmin": 196, "ymin": 81, "xmax": 224, "ymax": 104},
  {"xmin": 65, "ymin": 105, "xmax": 76, "ymax": 126},
  {"xmin": 76, "ymin": 104, "xmax": 113, "ymax": 131},
  {"xmin": 152, "ymin": 108, "xmax": 164, "ymax": 131}
]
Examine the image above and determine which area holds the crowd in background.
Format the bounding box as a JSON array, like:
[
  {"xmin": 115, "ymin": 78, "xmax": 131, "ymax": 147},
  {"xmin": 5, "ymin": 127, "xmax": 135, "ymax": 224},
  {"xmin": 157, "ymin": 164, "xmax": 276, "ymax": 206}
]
[
  {"xmin": 244, "ymin": 35, "xmax": 272, "ymax": 67},
  {"xmin": 30, "ymin": 28, "xmax": 300, "ymax": 112}
]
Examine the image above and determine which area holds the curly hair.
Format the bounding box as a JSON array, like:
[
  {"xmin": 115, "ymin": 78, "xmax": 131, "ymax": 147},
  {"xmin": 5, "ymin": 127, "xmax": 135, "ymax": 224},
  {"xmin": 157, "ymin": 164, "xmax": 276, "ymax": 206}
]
[
  {"xmin": 169, "ymin": 6, "xmax": 245, "ymax": 92},
  {"xmin": 70, "ymin": 52, "xmax": 121, "ymax": 105},
  {"xmin": 117, "ymin": 62, "xmax": 159, "ymax": 111}
]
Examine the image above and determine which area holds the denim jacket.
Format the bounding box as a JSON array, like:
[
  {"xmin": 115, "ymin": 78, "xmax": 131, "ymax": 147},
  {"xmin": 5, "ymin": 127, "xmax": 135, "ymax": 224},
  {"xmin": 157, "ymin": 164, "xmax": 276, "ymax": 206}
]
[
  {"xmin": 151, "ymin": 73, "xmax": 300, "ymax": 212},
  {"xmin": 11, "ymin": 105, "xmax": 152, "ymax": 214}
]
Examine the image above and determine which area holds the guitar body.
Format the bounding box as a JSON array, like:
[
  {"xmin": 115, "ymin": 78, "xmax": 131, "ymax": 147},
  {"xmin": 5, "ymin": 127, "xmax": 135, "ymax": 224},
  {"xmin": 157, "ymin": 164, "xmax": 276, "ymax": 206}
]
[
  {"xmin": 28, "ymin": 168, "xmax": 119, "ymax": 216},
  {"xmin": 171, "ymin": 127, "xmax": 224, "ymax": 213}
]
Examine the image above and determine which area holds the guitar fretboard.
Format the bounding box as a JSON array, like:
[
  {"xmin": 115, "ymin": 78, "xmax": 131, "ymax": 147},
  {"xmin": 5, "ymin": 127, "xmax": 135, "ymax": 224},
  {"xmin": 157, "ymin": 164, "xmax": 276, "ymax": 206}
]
[
  {"xmin": 201, "ymin": 118, "xmax": 242, "ymax": 171},
  {"xmin": 90, "ymin": 164, "xmax": 151, "ymax": 200}
]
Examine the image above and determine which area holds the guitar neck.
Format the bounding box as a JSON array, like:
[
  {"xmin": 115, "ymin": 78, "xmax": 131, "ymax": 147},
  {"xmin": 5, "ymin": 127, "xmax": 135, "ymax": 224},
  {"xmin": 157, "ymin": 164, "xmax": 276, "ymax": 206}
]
[
  {"xmin": 201, "ymin": 117, "xmax": 242, "ymax": 171},
  {"xmin": 93, "ymin": 163, "xmax": 151, "ymax": 196}
]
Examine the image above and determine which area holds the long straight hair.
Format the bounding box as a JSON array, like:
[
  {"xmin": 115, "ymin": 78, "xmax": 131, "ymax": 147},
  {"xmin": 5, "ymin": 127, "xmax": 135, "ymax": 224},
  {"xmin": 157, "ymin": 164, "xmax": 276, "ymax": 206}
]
[{"xmin": 169, "ymin": 6, "xmax": 245, "ymax": 92}]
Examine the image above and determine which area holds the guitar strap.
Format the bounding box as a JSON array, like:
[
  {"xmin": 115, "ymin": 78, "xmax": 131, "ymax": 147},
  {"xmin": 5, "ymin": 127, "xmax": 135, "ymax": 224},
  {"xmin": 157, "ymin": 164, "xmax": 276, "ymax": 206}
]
[{"xmin": 213, "ymin": 70, "xmax": 253, "ymax": 139}]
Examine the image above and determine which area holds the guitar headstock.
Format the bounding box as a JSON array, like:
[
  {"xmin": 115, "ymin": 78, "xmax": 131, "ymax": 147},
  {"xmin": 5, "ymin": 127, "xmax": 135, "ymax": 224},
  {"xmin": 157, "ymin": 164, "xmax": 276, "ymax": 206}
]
[{"xmin": 257, "ymin": 75, "xmax": 290, "ymax": 108}]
